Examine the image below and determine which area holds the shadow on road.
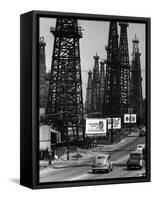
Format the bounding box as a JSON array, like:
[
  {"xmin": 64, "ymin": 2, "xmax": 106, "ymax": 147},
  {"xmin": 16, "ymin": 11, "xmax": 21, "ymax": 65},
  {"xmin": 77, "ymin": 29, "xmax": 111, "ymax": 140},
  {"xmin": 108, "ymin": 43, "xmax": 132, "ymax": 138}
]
[
  {"xmin": 122, "ymin": 167, "xmax": 142, "ymax": 171},
  {"xmin": 87, "ymin": 170, "xmax": 112, "ymax": 174}
]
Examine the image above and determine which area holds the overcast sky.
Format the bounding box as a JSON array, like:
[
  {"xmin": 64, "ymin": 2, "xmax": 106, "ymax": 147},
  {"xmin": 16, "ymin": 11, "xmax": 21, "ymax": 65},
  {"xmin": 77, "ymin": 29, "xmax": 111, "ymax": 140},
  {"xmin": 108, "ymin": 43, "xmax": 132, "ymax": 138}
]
[{"xmin": 39, "ymin": 18, "xmax": 146, "ymax": 103}]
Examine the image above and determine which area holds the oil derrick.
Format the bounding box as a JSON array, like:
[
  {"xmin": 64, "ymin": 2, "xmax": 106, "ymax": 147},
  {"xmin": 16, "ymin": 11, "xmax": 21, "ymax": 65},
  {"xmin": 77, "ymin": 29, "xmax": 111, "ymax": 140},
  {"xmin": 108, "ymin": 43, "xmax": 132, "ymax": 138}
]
[
  {"xmin": 103, "ymin": 22, "xmax": 121, "ymax": 117},
  {"xmin": 129, "ymin": 35, "xmax": 143, "ymax": 124},
  {"xmin": 39, "ymin": 37, "xmax": 47, "ymax": 116},
  {"xmin": 46, "ymin": 18, "xmax": 84, "ymax": 142},
  {"xmin": 91, "ymin": 53, "xmax": 101, "ymax": 114},
  {"xmin": 119, "ymin": 23, "xmax": 130, "ymax": 115},
  {"xmin": 99, "ymin": 60, "xmax": 106, "ymax": 112},
  {"xmin": 85, "ymin": 70, "xmax": 93, "ymax": 114},
  {"xmin": 45, "ymin": 71, "xmax": 50, "ymax": 95}
]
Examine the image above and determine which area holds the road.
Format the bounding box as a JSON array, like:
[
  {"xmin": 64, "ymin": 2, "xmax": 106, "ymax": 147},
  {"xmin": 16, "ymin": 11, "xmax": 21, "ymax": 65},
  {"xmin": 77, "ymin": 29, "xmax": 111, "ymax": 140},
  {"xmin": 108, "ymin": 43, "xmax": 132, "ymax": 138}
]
[{"xmin": 40, "ymin": 135, "xmax": 145, "ymax": 183}]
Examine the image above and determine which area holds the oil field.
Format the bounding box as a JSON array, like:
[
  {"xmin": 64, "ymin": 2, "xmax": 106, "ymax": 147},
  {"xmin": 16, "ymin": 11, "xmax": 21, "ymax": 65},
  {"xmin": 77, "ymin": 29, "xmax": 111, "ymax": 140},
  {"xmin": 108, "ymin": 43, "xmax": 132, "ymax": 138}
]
[{"xmin": 39, "ymin": 18, "xmax": 146, "ymax": 183}]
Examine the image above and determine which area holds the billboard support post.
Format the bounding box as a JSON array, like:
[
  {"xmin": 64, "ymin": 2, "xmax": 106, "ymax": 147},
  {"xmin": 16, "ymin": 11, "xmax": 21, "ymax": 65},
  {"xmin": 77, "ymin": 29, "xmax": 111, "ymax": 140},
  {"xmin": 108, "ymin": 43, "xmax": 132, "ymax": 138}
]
[
  {"xmin": 130, "ymin": 113, "xmax": 131, "ymax": 136},
  {"xmin": 124, "ymin": 113, "xmax": 136, "ymax": 135},
  {"xmin": 111, "ymin": 117, "xmax": 113, "ymax": 144}
]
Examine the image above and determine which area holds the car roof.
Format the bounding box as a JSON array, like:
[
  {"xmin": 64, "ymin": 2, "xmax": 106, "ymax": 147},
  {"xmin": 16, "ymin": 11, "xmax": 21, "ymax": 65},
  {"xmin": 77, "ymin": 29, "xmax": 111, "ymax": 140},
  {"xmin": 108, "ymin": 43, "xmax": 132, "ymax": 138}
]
[
  {"xmin": 137, "ymin": 144, "xmax": 145, "ymax": 147},
  {"xmin": 96, "ymin": 154, "xmax": 109, "ymax": 158}
]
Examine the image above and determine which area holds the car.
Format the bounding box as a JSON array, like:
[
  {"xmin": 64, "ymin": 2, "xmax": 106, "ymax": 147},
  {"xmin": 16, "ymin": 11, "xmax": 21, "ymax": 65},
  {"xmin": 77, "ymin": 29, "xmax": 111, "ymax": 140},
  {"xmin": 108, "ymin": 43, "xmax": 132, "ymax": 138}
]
[
  {"xmin": 136, "ymin": 144, "xmax": 146, "ymax": 160},
  {"xmin": 127, "ymin": 150, "xmax": 144, "ymax": 170},
  {"xmin": 139, "ymin": 126, "xmax": 146, "ymax": 136},
  {"xmin": 136, "ymin": 144, "xmax": 145, "ymax": 153},
  {"xmin": 92, "ymin": 153, "xmax": 114, "ymax": 173}
]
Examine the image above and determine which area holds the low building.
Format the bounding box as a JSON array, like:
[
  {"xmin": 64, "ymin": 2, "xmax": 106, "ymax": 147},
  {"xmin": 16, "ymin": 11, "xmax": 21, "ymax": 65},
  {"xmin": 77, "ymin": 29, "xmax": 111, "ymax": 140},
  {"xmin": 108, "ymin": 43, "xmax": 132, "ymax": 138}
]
[{"xmin": 39, "ymin": 125, "xmax": 61, "ymax": 160}]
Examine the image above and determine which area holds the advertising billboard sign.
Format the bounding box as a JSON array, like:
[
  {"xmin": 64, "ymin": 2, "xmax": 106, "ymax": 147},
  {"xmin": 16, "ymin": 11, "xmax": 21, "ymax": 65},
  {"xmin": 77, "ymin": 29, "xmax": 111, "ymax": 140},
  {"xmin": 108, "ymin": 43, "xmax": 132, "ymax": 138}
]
[
  {"xmin": 85, "ymin": 118, "xmax": 107, "ymax": 136},
  {"xmin": 124, "ymin": 114, "xmax": 136, "ymax": 123},
  {"xmin": 107, "ymin": 118, "xmax": 121, "ymax": 129}
]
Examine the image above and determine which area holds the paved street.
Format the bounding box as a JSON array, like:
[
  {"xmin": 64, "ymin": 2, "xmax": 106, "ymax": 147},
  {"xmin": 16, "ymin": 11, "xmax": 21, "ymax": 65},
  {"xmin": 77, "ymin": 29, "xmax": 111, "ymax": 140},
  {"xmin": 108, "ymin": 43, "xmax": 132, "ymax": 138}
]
[{"xmin": 40, "ymin": 134, "xmax": 145, "ymax": 183}]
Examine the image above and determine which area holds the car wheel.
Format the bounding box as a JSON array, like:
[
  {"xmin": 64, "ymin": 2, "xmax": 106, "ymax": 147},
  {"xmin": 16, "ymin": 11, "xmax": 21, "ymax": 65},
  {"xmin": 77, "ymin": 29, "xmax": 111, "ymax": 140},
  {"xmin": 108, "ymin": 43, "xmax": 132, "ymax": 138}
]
[{"xmin": 107, "ymin": 168, "xmax": 110, "ymax": 173}]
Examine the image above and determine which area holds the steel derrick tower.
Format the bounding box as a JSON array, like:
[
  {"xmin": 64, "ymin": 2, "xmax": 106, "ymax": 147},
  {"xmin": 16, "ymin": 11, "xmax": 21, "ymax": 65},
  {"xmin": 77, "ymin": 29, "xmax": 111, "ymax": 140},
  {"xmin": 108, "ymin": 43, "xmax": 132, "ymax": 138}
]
[
  {"xmin": 91, "ymin": 53, "xmax": 101, "ymax": 112},
  {"xmin": 103, "ymin": 22, "xmax": 121, "ymax": 117},
  {"xmin": 85, "ymin": 70, "xmax": 93, "ymax": 114},
  {"xmin": 39, "ymin": 37, "xmax": 47, "ymax": 115},
  {"xmin": 46, "ymin": 18, "xmax": 84, "ymax": 141},
  {"xmin": 119, "ymin": 23, "xmax": 130, "ymax": 115},
  {"xmin": 99, "ymin": 60, "xmax": 106, "ymax": 112},
  {"xmin": 129, "ymin": 35, "xmax": 143, "ymax": 123}
]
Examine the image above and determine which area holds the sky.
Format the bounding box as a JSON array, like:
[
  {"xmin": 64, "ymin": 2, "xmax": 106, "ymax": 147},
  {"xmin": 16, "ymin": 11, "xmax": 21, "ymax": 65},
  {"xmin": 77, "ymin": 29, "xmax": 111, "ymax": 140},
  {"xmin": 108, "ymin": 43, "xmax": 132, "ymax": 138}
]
[{"xmin": 39, "ymin": 18, "xmax": 146, "ymax": 103}]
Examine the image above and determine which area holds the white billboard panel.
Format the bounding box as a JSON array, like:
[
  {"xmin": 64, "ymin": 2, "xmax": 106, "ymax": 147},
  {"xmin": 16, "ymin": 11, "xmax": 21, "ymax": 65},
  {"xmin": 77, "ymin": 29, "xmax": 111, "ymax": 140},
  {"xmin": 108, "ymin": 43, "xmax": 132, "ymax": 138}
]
[
  {"xmin": 107, "ymin": 118, "xmax": 121, "ymax": 129},
  {"xmin": 86, "ymin": 118, "xmax": 107, "ymax": 136},
  {"xmin": 124, "ymin": 114, "xmax": 136, "ymax": 123}
]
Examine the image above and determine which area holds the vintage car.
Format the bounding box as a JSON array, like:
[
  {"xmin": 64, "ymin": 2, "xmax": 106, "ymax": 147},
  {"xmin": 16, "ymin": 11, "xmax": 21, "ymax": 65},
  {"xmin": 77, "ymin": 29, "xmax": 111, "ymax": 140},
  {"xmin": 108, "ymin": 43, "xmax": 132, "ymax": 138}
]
[
  {"xmin": 136, "ymin": 144, "xmax": 146, "ymax": 160},
  {"xmin": 136, "ymin": 144, "xmax": 145, "ymax": 152},
  {"xmin": 139, "ymin": 126, "xmax": 146, "ymax": 136},
  {"xmin": 127, "ymin": 150, "xmax": 144, "ymax": 169},
  {"xmin": 92, "ymin": 153, "xmax": 114, "ymax": 173}
]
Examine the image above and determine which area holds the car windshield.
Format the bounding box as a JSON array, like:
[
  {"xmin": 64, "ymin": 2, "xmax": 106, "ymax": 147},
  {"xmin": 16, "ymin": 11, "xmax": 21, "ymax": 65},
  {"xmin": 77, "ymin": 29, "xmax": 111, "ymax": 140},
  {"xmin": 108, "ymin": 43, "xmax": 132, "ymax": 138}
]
[
  {"xmin": 97, "ymin": 156, "xmax": 106, "ymax": 159},
  {"xmin": 130, "ymin": 153, "xmax": 141, "ymax": 159}
]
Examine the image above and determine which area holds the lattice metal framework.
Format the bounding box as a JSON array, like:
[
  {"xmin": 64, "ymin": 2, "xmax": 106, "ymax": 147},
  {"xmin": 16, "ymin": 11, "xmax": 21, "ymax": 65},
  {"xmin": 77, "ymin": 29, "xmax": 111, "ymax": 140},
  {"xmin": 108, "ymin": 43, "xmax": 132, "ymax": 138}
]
[
  {"xmin": 129, "ymin": 35, "xmax": 143, "ymax": 122},
  {"xmin": 99, "ymin": 60, "xmax": 106, "ymax": 111},
  {"xmin": 91, "ymin": 53, "xmax": 101, "ymax": 112},
  {"xmin": 39, "ymin": 37, "xmax": 47, "ymax": 112},
  {"xmin": 119, "ymin": 23, "xmax": 130, "ymax": 114},
  {"xmin": 85, "ymin": 70, "xmax": 93, "ymax": 113},
  {"xmin": 103, "ymin": 22, "xmax": 121, "ymax": 117},
  {"xmin": 46, "ymin": 18, "xmax": 84, "ymax": 141}
]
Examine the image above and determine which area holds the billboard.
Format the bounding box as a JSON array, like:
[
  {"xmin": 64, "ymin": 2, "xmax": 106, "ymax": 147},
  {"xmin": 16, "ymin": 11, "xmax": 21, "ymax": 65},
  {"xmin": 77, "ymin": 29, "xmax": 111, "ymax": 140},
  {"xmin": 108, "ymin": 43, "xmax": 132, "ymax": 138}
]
[
  {"xmin": 124, "ymin": 114, "xmax": 136, "ymax": 123},
  {"xmin": 86, "ymin": 118, "xmax": 107, "ymax": 136},
  {"xmin": 107, "ymin": 118, "xmax": 121, "ymax": 129}
]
